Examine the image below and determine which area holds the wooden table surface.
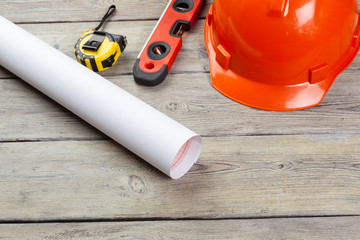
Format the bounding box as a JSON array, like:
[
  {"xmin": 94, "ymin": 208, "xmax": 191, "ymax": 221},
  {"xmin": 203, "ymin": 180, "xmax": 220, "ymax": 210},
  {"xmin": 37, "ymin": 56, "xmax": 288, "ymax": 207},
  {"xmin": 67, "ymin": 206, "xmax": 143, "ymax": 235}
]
[{"xmin": 1, "ymin": 1, "xmax": 360, "ymax": 239}]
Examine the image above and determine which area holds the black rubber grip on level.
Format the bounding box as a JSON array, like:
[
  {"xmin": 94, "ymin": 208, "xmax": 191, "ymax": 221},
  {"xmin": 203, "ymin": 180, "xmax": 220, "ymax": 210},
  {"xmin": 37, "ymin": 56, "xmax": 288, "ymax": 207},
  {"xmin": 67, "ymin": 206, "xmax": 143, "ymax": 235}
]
[{"xmin": 133, "ymin": 59, "xmax": 169, "ymax": 87}]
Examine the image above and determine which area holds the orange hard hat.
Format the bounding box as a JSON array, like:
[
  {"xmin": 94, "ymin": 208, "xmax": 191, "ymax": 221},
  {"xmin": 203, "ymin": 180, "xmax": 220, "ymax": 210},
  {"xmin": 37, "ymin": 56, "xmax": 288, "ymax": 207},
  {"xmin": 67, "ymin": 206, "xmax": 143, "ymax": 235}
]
[{"xmin": 204, "ymin": 0, "xmax": 360, "ymax": 111}]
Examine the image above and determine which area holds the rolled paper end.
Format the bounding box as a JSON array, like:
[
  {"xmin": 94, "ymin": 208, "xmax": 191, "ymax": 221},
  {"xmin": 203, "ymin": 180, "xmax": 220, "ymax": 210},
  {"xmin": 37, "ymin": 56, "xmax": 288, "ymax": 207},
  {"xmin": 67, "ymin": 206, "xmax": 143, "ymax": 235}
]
[{"xmin": 169, "ymin": 135, "xmax": 202, "ymax": 179}]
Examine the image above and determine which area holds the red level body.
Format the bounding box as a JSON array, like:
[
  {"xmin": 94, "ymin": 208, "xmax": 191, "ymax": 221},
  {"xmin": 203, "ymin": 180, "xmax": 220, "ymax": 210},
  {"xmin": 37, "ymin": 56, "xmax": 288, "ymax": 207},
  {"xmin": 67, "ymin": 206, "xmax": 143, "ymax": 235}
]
[{"xmin": 133, "ymin": 0, "xmax": 202, "ymax": 86}]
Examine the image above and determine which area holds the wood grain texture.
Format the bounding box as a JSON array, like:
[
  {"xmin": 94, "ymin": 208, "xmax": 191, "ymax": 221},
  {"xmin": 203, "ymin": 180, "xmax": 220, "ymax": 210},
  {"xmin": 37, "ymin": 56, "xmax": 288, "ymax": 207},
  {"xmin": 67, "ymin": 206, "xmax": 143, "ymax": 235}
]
[
  {"xmin": 1, "ymin": 70, "xmax": 360, "ymax": 141},
  {"xmin": 1, "ymin": 217, "xmax": 359, "ymax": 240},
  {"xmin": 1, "ymin": 1, "xmax": 360, "ymax": 236},
  {"xmin": 2, "ymin": 19, "xmax": 360, "ymax": 79},
  {"xmin": 0, "ymin": 19, "xmax": 207, "ymax": 79},
  {"xmin": 1, "ymin": 0, "xmax": 360, "ymax": 24},
  {"xmin": 0, "ymin": 135, "xmax": 359, "ymax": 221},
  {"xmin": 0, "ymin": 0, "xmax": 212, "ymax": 23}
]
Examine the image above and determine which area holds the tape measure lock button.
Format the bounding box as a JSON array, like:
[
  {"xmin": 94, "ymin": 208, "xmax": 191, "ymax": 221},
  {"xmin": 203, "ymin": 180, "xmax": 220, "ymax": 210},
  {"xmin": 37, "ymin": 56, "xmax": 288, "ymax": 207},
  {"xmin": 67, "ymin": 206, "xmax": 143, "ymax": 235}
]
[{"xmin": 102, "ymin": 54, "xmax": 116, "ymax": 68}]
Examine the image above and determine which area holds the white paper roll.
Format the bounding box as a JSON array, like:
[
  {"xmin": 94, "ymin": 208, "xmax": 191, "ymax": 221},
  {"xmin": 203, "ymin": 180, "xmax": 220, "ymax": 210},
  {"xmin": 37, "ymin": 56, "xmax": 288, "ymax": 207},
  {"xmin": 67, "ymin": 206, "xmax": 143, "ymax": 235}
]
[{"xmin": 0, "ymin": 16, "xmax": 202, "ymax": 179}]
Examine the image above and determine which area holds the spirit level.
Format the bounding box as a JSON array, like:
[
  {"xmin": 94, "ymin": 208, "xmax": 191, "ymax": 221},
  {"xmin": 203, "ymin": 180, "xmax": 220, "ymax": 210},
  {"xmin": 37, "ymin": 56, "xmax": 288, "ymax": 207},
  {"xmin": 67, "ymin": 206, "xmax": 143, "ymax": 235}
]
[{"xmin": 133, "ymin": 0, "xmax": 202, "ymax": 86}]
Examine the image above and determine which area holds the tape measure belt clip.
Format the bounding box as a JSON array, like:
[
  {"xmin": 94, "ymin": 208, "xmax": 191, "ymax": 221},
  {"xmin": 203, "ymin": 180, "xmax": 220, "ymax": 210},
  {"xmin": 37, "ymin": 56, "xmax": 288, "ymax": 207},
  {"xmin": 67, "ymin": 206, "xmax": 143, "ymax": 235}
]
[{"xmin": 82, "ymin": 32, "xmax": 106, "ymax": 51}]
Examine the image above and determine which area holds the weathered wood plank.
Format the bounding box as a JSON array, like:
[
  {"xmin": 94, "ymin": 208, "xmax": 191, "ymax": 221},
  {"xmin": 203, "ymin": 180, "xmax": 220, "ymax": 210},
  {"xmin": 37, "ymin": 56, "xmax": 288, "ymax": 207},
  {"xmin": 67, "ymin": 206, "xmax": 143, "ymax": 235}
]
[
  {"xmin": 0, "ymin": 19, "xmax": 207, "ymax": 79},
  {"xmin": 1, "ymin": 71, "xmax": 360, "ymax": 141},
  {"xmin": 1, "ymin": 19, "xmax": 360, "ymax": 79},
  {"xmin": 0, "ymin": 135, "xmax": 359, "ymax": 221},
  {"xmin": 2, "ymin": 0, "xmax": 360, "ymax": 24},
  {"xmin": 0, "ymin": 0, "xmax": 212, "ymax": 23},
  {"xmin": 0, "ymin": 217, "xmax": 359, "ymax": 240}
]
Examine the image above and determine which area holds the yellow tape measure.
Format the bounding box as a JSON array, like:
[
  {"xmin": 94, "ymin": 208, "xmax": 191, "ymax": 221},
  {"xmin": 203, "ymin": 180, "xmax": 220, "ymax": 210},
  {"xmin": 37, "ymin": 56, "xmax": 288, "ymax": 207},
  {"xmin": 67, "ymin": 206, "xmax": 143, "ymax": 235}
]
[{"xmin": 74, "ymin": 5, "xmax": 127, "ymax": 72}]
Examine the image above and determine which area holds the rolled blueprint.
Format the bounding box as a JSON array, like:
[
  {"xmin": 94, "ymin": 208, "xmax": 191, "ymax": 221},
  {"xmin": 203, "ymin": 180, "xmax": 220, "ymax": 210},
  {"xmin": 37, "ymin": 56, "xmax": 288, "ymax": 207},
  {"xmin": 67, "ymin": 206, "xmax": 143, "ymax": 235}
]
[{"xmin": 0, "ymin": 16, "xmax": 202, "ymax": 179}]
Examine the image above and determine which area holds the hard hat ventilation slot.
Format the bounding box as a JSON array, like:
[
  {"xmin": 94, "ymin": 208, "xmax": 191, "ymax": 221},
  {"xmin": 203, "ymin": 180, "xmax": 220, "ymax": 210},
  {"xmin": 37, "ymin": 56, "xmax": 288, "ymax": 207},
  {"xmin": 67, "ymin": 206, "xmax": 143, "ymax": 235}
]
[
  {"xmin": 269, "ymin": 0, "xmax": 289, "ymax": 17},
  {"xmin": 309, "ymin": 64, "xmax": 329, "ymax": 84},
  {"xmin": 215, "ymin": 44, "xmax": 231, "ymax": 70},
  {"xmin": 206, "ymin": 5, "xmax": 213, "ymax": 26},
  {"xmin": 352, "ymin": 25, "xmax": 360, "ymax": 48}
]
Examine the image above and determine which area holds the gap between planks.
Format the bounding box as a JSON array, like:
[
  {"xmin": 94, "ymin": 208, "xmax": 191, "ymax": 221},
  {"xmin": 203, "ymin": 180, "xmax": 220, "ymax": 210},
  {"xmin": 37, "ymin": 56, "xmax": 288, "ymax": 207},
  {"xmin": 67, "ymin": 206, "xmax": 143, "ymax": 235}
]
[
  {"xmin": 11, "ymin": 16, "xmax": 207, "ymax": 25},
  {"xmin": 1, "ymin": 131, "xmax": 360, "ymax": 144},
  {"xmin": 0, "ymin": 214, "xmax": 359, "ymax": 225}
]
